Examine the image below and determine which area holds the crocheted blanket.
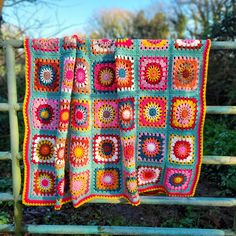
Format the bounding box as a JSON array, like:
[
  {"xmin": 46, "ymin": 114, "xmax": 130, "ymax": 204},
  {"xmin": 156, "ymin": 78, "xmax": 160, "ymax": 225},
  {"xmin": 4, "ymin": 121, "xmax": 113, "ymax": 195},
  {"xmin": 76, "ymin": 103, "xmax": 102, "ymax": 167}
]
[{"xmin": 23, "ymin": 37, "xmax": 211, "ymax": 209}]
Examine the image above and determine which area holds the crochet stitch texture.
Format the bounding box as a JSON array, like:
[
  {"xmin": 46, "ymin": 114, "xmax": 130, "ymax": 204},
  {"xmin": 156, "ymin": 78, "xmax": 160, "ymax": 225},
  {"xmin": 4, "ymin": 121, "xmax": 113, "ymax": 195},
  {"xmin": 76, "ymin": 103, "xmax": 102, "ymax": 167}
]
[{"xmin": 23, "ymin": 37, "xmax": 211, "ymax": 209}]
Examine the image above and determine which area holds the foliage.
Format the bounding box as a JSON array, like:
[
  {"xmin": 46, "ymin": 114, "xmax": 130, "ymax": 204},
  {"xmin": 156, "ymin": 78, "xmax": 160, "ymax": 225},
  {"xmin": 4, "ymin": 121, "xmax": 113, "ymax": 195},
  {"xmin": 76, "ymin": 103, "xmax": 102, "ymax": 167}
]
[
  {"xmin": 207, "ymin": 50, "xmax": 236, "ymax": 105},
  {"xmin": 90, "ymin": 9, "xmax": 134, "ymax": 39},
  {"xmin": 172, "ymin": 0, "xmax": 233, "ymax": 38},
  {"xmin": 171, "ymin": 13, "xmax": 187, "ymax": 38},
  {"xmin": 0, "ymin": 211, "xmax": 10, "ymax": 225},
  {"xmin": 132, "ymin": 11, "xmax": 169, "ymax": 39},
  {"xmin": 89, "ymin": 9, "xmax": 169, "ymax": 39},
  {"xmin": 204, "ymin": 116, "xmax": 236, "ymax": 156},
  {"xmin": 202, "ymin": 116, "xmax": 236, "ymax": 196}
]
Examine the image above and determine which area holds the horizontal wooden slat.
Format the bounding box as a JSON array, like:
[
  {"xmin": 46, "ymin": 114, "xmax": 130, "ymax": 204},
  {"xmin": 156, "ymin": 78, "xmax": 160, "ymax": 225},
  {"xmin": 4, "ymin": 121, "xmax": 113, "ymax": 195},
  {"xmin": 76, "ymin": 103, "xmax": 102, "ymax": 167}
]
[
  {"xmin": 1, "ymin": 224, "xmax": 234, "ymax": 235},
  {"xmin": 23, "ymin": 225, "xmax": 235, "ymax": 236},
  {"xmin": 207, "ymin": 106, "xmax": 236, "ymax": 115},
  {"xmin": 0, "ymin": 39, "xmax": 24, "ymax": 48},
  {"xmin": 0, "ymin": 192, "xmax": 235, "ymax": 207},
  {"xmin": 0, "ymin": 103, "xmax": 10, "ymax": 111},
  {"xmin": 211, "ymin": 41, "xmax": 236, "ymax": 50},
  {"xmin": 1, "ymin": 40, "xmax": 236, "ymax": 50},
  {"xmin": 0, "ymin": 151, "xmax": 11, "ymax": 160},
  {"xmin": 0, "ymin": 224, "xmax": 15, "ymax": 233},
  {"xmin": 90, "ymin": 196, "xmax": 236, "ymax": 207},
  {"xmin": 0, "ymin": 103, "xmax": 22, "ymax": 111},
  {"xmin": 203, "ymin": 155, "xmax": 236, "ymax": 165},
  {"xmin": 0, "ymin": 192, "xmax": 14, "ymax": 201}
]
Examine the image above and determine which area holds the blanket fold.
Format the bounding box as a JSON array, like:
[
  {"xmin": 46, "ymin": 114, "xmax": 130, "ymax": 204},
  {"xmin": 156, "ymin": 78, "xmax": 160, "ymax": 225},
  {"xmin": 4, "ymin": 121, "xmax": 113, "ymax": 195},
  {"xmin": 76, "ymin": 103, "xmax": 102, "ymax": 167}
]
[{"xmin": 23, "ymin": 37, "xmax": 211, "ymax": 209}]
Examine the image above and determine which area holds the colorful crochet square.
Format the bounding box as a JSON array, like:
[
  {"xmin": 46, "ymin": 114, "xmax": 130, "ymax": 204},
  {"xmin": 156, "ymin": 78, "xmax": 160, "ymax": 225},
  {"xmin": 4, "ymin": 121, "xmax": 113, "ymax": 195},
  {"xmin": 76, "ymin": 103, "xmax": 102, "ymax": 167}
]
[
  {"xmin": 137, "ymin": 166, "xmax": 162, "ymax": 186},
  {"xmin": 140, "ymin": 39, "xmax": 169, "ymax": 50},
  {"xmin": 58, "ymin": 99, "xmax": 70, "ymax": 132},
  {"xmin": 73, "ymin": 58, "xmax": 90, "ymax": 94},
  {"xmin": 91, "ymin": 39, "xmax": 115, "ymax": 55},
  {"xmin": 93, "ymin": 134, "xmax": 120, "ymax": 164},
  {"xmin": 31, "ymin": 134, "xmax": 55, "ymax": 165},
  {"xmin": 171, "ymin": 97, "xmax": 197, "ymax": 130},
  {"xmin": 95, "ymin": 168, "xmax": 121, "ymax": 192},
  {"xmin": 32, "ymin": 38, "xmax": 59, "ymax": 52},
  {"xmin": 139, "ymin": 96, "xmax": 167, "ymax": 128},
  {"xmin": 174, "ymin": 39, "xmax": 203, "ymax": 50},
  {"xmin": 70, "ymin": 136, "xmax": 90, "ymax": 168},
  {"xmin": 33, "ymin": 169, "xmax": 56, "ymax": 196},
  {"xmin": 169, "ymin": 134, "xmax": 195, "ymax": 165},
  {"xmin": 115, "ymin": 56, "xmax": 134, "ymax": 91},
  {"xmin": 172, "ymin": 57, "xmax": 199, "ymax": 90},
  {"xmin": 121, "ymin": 136, "xmax": 136, "ymax": 169},
  {"xmin": 23, "ymin": 37, "xmax": 211, "ymax": 208},
  {"xmin": 34, "ymin": 58, "xmax": 60, "ymax": 92},
  {"xmin": 125, "ymin": 175, "xmax": 138, "ymax": 195},
  {"xmin": 71, "ymin": 99, "xmax": 90, "ymax": 131},
  {"xmin": 115, "ymin": 38, "xmax": 134, "ymax": 49},
  {"xmin": 62, "ymin": 35, "xmax": 87, "ymax": 51},
  {"xmin": 93, "ymin": 99, "xmax": 119, "ymax": 129},
  {"xmin": 93, "ymin": 61, "xmax": 116, "ymax": 93},
  {"xmin": 118, "ymin": 97, "xmax": 135, "ymax": 131},
  {"xmin": 70, "ymin": 170, "xmax": 90, "ymax": 201},
  {"xmin": 123, "ymin": 170, "xmax": 140, "ymax": 205},
  {"xmin": 32, "ymin": 98, "xmax": 59, "ymax": 130},
  {"xmin": 138, "ymin": 132, "xmax": 165, "ymax": 163},
  {"xmin": 54, "ymin": 138, "xmax": 67, "ymax": 170},
  {"xmin": 164, "ymin": 168, "xmax": 192, "ymax": 193},
  {"xmin": 62, "ymin": 57, "xmax": 75, "ymax": 93},
  {"xmin": 139, "ymin": 56, "xmax": 168, "ymax": 91},
  {"xmin": 63, "ymin": 35, "xmax": 77, "ymax": 50}
]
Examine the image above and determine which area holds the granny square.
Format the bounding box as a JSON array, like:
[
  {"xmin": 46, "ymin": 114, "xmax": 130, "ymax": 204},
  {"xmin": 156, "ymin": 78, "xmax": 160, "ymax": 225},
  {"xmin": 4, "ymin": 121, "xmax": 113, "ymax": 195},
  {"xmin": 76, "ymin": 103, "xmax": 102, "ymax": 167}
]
[
  {"xmin": 69, "ymin": 136, "xmax": 90, "ymax": 168},
  {"xmin": 164, "ymin": 168, "xmax": 192, "ymax": 193},
  {"xmin": 172, "ymin": 57, "xmax": 199, "ymax": 90},
  {"xmin": 95, "ymin": 168, "xmax": 121, "ymax": 192},
  {"xmin": 31, "ymin": 134, "xmax": 55, "ymax": 164},
  {"xmin": 93, "ymin": 99, "xmax": 119, "ymax": 129},
  {"xmin": 71, "ymin": 99, "xmax": 90, "ymax": 131},
  {"xmin": 169, "ymin": 134, "xmax": 195, "ymax": 165},
  {"xmin": 137, "ymin": 166, "xmax": 162, "ymax": 186},
  {"xmin": 32, "ymin": 98, "xmax": 59, "ymax": 130},
  {"xmin": 91, "ymin": 39, "xmax": 115, "ymax": 55},
  {"xmin": 70, "ymin": 170, "xmax": 90, "ymax": 201},
  {"xmin": 93, "ymin": 61, "xmax": 116, "ymax": 93},
  {"xmin": 139, "ymin": 56, "xmax": 168, "ymax": 90},
  {"xmin": 140, "ymin": 39, "xmax": 169, "ymax": 50},
  {"xmin": 34, "ymin": 58, "xmax": 60, "ymax": 92},
  {"xmin": 170, "ymin": 97, "xmax": 197, "ymax": 130},
  {"xmin": 118, "ymin": 97, "xmax": 135, "ymax": 131},
  {"xmin": 73, "ymin": 58, "xmax": 90, "ymax": 94},
  {"xmin": 115, "ymin": 55, "xmax": 134, "ymax": 91},
  {"xmin": 139, "ymin": 96, "xmax": 167, "ymax": 128},
  {"xmin": 93, "ymin": 134, "xmax": 120, "ymax": 164},
  {"xmin": 33, "ymin": 169, "xmax": 56, "ymax": 197},
  {"xmin": 138, "ymin": 132, "xmax": 165, "ymax": 163}
]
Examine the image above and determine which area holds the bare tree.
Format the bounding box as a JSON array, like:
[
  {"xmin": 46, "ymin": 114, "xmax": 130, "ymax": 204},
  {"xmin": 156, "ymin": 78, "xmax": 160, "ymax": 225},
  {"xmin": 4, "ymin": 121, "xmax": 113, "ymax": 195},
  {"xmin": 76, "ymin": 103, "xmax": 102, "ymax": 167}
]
[{"xmin": 1, "ymin": 0, "xmax": 82, "ymax": 39}]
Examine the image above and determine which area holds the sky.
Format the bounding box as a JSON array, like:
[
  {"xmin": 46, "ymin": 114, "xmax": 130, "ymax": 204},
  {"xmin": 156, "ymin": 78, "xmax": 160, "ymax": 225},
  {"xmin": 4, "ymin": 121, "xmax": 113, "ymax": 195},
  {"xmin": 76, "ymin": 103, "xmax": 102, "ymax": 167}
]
[{"xmin": 4, "ymin": 0, "xmax": 157, "ymax": 38}]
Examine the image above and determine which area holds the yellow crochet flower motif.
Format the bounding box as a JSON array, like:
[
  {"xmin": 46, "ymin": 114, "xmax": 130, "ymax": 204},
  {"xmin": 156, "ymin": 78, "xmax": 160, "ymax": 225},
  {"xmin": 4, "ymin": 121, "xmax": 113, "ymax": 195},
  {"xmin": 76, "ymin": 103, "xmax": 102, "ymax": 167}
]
[
  {"xmin": 141, "ymin": 39, "xmax": 168, "ymax": 49},
  {"xmin": 171, "ymin": 97, "xmax": 197, "ymax": 129},
  {"xmin": 143, "ymin": 102, "xmax": 162, "ymax": 122}
]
